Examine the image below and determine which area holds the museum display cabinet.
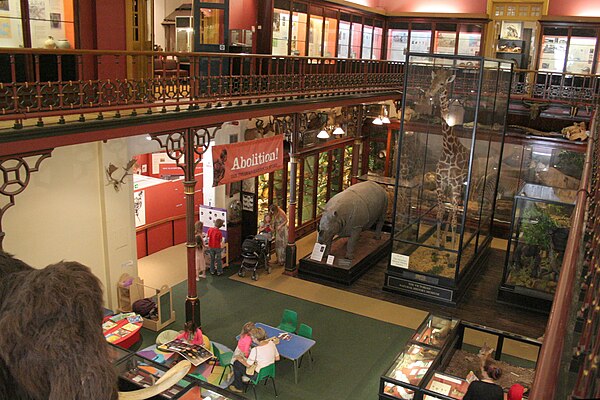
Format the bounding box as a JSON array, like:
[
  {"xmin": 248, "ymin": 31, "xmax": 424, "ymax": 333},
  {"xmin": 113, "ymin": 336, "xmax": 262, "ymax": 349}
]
[
  {"xmin": 498, "ymin": 182, "xmax": 577, "ymax": 312},
  {"xmin": 380, "ymin": 314, "xmax": 541, "ymax": 400},
  {"xmin": 113, "ymin": 351, "xmax": 245, "ymax": 400},
  {"xmin": 494, "ymin": 136, "xmax": 586, "ymax": 234},
  {"xmin": 384, "ymin": 53, "xmax": 513, "ymax": 304}
]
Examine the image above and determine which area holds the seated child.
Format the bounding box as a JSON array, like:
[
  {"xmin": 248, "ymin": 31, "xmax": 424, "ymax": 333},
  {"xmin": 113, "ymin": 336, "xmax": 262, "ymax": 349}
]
[
  {"xmin": 257, "ymin": 214, "xmax": 273, "ymax": 241},
  {"xmin": 176, "ymin": 321, "xmax": 204, "ymax": 346},
  {"xmin": 233, "ymin": 321, "xmax": 255, "ymax": 359}
]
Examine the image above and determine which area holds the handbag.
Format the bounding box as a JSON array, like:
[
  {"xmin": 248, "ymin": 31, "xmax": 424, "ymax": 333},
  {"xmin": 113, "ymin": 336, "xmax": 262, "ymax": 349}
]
[{"xmin": 245, "ymin": 363, "xmax": 257, "ymax": 375}]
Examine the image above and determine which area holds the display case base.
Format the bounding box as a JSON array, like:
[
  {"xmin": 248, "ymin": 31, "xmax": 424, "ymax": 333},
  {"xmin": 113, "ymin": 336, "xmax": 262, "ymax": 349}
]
[
  {"xmin": 298, "ymin": 231, "xmax": 391, "ymax": 285},
  {"xmin": 383, "ymin": 239, "xmax": 491, "ymax": 306},
  {"xmin": 497, "ymin": 285, "xmax": 552, "ymax": 313}
]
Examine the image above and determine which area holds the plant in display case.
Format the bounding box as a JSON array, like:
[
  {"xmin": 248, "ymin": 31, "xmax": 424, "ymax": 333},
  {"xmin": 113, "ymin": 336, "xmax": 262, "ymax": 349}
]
[
  {"xmin": 512, "ymin": 204, "xmax": 564, "ymax": 290},
  {"xmin": 554, "ymin": 151, "xmax": 584, "ymax": 180}
]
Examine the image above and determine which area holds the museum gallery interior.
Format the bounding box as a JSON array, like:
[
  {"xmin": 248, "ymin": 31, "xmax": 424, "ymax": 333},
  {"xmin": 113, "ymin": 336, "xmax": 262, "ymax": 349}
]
[{"xmin": 0, "ymin": 0, "xmax": 599, "ymax": 398}]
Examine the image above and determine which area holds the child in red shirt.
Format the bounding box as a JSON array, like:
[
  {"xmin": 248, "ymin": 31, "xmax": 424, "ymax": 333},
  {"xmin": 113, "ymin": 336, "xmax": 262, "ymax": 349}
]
[{"xmin": 207, "ymin": 218, "xmax": 224, "ymax": 275}]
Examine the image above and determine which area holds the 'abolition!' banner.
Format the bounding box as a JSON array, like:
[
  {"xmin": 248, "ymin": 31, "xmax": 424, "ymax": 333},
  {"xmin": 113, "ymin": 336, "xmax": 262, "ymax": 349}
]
[{"xmin": 211, "ymin": 135, "xmax": 284, "ymax": 187}]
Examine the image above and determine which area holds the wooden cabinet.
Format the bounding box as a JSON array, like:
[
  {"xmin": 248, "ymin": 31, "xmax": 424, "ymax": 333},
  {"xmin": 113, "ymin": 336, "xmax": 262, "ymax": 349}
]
[{"xmin": 116, "ymin": 274, "xmax": 176, "ymax": 331}]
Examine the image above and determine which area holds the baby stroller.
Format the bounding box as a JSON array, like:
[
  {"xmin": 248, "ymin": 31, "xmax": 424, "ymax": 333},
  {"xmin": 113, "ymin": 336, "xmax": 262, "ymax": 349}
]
[{"xmin": 238, "ymin": 234, "xmax": 271, "ymax": 281}]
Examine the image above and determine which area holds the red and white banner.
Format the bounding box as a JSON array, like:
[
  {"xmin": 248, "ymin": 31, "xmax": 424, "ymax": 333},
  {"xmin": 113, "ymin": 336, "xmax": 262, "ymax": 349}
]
[{"xmin": 211, "ymin": 135, "xmax": 284, "ymax": 186}]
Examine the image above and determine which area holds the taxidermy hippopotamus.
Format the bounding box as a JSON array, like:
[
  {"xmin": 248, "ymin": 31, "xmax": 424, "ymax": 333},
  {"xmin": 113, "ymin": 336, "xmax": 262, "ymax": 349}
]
[
  {"xmin": 317, "ymin": 180, "xmax": 387, "ymax": 259},
  {"xmin": 0, "ymin": 251, "xmax": 189, "ymax": 400}
]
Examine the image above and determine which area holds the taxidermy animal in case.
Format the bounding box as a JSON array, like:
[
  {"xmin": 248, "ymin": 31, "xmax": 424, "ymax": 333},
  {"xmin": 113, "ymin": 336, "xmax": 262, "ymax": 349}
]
[
  {"xmin": 317, "ymin": 180, "xmax": 387, "ymax": 259},
  {"xmin": 0, "ymin": 251, "xmax": 190, "ymax": 400}
]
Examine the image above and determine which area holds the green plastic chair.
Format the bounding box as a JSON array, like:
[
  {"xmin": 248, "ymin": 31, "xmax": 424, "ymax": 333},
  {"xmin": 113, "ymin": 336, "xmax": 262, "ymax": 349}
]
[
  {"xmin": 277, "ymin": 309, "xmax": 298, "ymax": 333},
  {"xmin": 210, "ymin": 344, "xmax": 233, "ymax": 384},
  {"xmin": 297, "ymin": 323, "xmax": 314, "ymax": 366},
  {"xmin": 245, "ymin": 363, "xmax": 277, "ymax": 399}
]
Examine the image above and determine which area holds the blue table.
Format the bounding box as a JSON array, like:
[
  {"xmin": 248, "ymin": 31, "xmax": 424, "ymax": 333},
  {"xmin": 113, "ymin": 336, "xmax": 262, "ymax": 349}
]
[{"xmin": 255, "ymin": 322, "xmax": 315, "ymax": 384}]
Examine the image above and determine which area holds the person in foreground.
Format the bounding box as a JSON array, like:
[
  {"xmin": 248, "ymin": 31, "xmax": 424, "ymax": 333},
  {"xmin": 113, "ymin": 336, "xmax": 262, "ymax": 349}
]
[
  {"xmin": 463, "ymin": 364, "xmax": 504, "ymax": 400},
  {"xmin": 228, "ymin": 327, "xmax": 280, "ymax": 393}
]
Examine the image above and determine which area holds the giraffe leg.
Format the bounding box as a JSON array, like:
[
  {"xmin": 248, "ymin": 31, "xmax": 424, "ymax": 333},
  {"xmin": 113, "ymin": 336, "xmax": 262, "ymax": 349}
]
[
  {"xmin": 436, "ymin": 187, "xmax": 445, "ymax": 248},
  {"xmin": 449, "ymin": 190, "xmax": 460, "ymax": 250}
]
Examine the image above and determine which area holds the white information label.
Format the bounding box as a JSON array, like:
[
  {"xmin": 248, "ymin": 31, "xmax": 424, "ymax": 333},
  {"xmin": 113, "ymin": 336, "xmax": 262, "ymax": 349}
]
[
  {"xmin": 326, "ymin": 255, "xmax": 335, "ymax": 265},
  {"xmin": 390, "ymin": 253, "xmax": 410, "ymax": 269},
  {"xmin": 310, "ymin": 243, "xmax": 327, "ymax": 262}
]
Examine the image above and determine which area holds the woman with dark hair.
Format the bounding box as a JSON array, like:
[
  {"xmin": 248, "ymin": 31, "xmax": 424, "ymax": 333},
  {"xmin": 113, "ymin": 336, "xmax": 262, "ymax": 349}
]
[{"xmin": 463, "ymin": 364, "xmax": 504, "ymax": 400}]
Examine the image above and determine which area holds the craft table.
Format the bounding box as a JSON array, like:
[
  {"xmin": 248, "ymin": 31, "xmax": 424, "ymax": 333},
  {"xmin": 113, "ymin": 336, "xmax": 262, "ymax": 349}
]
[{"xmin": 255, "ymin": 322, "xmax": 316, "ymax": 384}]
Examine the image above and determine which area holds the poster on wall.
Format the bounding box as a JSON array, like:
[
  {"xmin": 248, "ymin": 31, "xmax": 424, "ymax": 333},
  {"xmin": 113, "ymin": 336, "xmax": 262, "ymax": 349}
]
[
  {"xmin": 133, "ymin": 190, "xmax": 146, "ymax": 228},
  {"xmin": 211, "ymin": 135, "xmax": 284, "ymax": 187},
  {"xmin": 0, "ymin": 0, "xmax": 9, "ymax": 11},
  {"xmin": 500, "ymin": 21, "xmax": 522, "ymax": 40}
]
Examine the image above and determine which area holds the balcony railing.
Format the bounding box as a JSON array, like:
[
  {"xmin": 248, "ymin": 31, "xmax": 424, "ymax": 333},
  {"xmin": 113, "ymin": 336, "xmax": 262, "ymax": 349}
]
[
  {"xmin": 0, "ymin": 49, "xmax": 404, "ymax": 129},
  {"xmin": 511, "ymin": 68, "xmax": 600, "ymax": 106},
  {"xmin": 529, "ymin": 109, "xmax": 598, "ymax": 399}
]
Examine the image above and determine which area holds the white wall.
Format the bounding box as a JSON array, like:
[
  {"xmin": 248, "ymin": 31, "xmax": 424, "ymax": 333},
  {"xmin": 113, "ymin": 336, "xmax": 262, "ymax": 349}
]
[{"xmin": 3, "ymin": 140, "xmax": 138, "ymax": 309}]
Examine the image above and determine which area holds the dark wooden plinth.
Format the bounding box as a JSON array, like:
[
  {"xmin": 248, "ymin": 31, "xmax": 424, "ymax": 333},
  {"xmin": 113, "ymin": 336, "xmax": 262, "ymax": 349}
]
[
  {"xmin": 299, "ymin": 231, "xmax": 391, "ymax": 285},
  {"xmin": 383, "ymin": 237, "xmax": 491, "ymax": 306},
  {"xmin": 497, "ymin": 285, "xmax": 552, "ymax": 314}
]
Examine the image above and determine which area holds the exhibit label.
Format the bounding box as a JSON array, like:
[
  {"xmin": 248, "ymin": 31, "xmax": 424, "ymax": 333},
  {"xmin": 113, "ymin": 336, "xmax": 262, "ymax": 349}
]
[
  {"xmin": 390, "ymin": 252, "xmax": 410, "ymax": 269},
  {"xmin": 211, "ymin": 135, "xmax": 284, "ymax": 186}
]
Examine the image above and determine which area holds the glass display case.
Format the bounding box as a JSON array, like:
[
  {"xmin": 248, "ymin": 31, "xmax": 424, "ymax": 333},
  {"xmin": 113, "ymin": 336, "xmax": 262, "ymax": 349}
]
[
  {"xmin": 380, "ymin": 314, "xmax": 459, "ymax": 400},
  {"xmin": 498, "ymin": 182, "xmax": 577, "ymax": 312},
  {"xmin": 381, "ymin": 344, "xmax": 440, "ymax": 399},
  {"xmin": 422, "ymin": 372, "xmax": 469, "ymax": 399},
  {"xmin": 384, "ymin": 53, "xmax": 513, "ymax": 304},
  {"xmin": 495, "ymin": 139, "xmax": 585, "ymax": 232},
  {"xmin": 411, "ymin": 315, "xmax": 459, "ymax": 350},
  {"xmin": 116, "ymin": 355, "xmax": 192, "ymax": 399}
]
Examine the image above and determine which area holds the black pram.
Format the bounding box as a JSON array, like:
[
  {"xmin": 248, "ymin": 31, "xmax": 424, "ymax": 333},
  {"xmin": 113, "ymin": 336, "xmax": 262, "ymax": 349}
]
[{"xmin": 238, "ymin": 234, "xmax": 271, "ymax": 281}]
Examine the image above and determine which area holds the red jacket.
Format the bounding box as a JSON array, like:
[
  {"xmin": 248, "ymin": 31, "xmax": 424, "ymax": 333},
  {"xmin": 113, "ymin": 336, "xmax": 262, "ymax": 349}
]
[{"xmin": 207, "ymin": 227, "xmax": 223, "ymax": 249}]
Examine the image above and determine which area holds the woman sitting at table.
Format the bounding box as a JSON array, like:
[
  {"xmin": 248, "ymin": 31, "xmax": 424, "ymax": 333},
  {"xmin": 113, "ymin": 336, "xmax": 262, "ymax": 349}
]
[
  {"xmin": 229, "ymin": 327, "xmax": 280, "ymax": 393},
  {"xmin": 176, "ymin": 321, "xmax": 205, "ymax": 346}
]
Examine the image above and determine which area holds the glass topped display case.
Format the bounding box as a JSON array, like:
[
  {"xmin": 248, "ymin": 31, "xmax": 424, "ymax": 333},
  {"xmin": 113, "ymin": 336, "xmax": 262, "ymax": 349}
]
[
  {"xmin": 380, "ymin": 314, "xmax": 459, "ymax": 400},
  {"xmin": 384, "ymin": 53, "xmax": 513, "ymax": 304},
  {"xmin": 422, "ymin": 372, "xmax": 469, "ymax": 399},
  {"xmin": 498, "ymin": 182, "xmax": 577, "ymax": 312}
]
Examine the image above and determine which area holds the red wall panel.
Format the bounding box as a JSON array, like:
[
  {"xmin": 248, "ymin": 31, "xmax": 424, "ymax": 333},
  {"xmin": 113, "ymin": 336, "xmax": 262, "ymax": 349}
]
[
  {"xmin": 147, "ymin": 223, "xmax": 173, "ymax": 254},
  {"xmin": 136, "ymin": 230, "xmax": 147, "ymax": 259},
  {"xmin": 548, "ymin": 0, "xmax": 600, "ymax": 16},
  {"xmin": 381, "ymin": 0, "xmax": 486, "ymax": 14},
  {"xmin": 173, "ymin": 219, "xmax": 188, "ymax": 245}
]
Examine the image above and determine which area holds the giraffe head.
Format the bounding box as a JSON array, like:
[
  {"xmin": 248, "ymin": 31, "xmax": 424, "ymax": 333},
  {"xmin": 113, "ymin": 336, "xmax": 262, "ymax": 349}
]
[{"xmin": 425, "ymin": 69, "xmax": 456, "ymax": 99}]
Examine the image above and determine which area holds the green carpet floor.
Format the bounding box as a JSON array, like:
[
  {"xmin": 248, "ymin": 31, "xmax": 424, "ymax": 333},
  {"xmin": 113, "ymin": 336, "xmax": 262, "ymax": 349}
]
[{"xmin": 135, "ymin": 269, "xmax": 414, "ymax": 399}]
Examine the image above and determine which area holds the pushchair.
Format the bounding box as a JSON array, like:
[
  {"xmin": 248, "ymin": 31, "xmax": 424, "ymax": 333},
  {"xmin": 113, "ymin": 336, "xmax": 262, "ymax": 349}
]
[{"xmin": 238, "ymin": 234, "xmax": 271, "ymax": 281}]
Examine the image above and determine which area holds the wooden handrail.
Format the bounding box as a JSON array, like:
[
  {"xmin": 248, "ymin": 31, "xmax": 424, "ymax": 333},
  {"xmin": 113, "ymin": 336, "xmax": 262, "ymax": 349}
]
[{"xmin": 528, "ymin": 110, "xmax": 595, "ymax": 399}]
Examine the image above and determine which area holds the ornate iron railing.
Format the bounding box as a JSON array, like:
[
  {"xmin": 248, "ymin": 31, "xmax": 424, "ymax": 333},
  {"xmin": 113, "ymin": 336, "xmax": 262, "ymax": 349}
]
[
  {"xmin": 529, "ymin": 109, "xmax": 598, "ymax": 399},
  {"xmin": 0, "ymin": 49, "xmax": 404, "ymax": 129},
  {"xmin": 511, "ymin": 68, "xmax": 600, "ymax": 106}
]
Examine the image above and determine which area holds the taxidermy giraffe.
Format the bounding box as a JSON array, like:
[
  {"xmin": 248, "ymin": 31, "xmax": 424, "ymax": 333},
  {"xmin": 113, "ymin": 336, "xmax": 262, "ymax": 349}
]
[{"xmin": 425, "ymin": 69, "xmax": 469, "ymax": 248}]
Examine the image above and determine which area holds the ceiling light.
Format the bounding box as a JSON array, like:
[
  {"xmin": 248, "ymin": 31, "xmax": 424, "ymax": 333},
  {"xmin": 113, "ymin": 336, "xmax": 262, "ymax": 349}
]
[
  {"xmin": 332, "ymin": 126, "xmax": 345, "ymax": 135},
  {"xmin": 317, "ymin": 129, "xmax": 330, "ymax": 139}
]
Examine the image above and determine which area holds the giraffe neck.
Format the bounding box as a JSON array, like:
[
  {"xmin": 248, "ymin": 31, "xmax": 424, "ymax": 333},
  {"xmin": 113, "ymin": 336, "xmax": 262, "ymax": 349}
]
[{"xmin": 439, "ymin": 89, "xmax": 456, "ymax": 143}]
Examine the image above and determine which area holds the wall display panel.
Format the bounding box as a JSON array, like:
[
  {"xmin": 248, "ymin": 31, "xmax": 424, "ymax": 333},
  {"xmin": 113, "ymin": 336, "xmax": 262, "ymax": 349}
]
[
  {"xmin": 323, "ymin": 16, "xmax": 337, "ymax": 57},
  {"xmin": 0, "ymin": 0, "xmax": 24, "ymax": 48},
  {"xmin": 566, "ymin": 35, "xmax": 596, "ymax": 74},
  {"xmin": 373, "ymin": 26, "xmax": 383, "ymax": 59},
  {"xmin": 384, "ymin": 54, "xmax": 512, "ymax": 304},
  {"xmin": 410, "ymin": 30, "xmax": 432, "ymax": 54},
  {"xmin": 272, "ymin": 8, "xmax": 290, "ymax": 56},
  {"xmin": 350, "ymin": 21, "xmax": 362, "ymax": 58},
  {"xmin": 337, "ymin": 19, "xmax": 350, "ymax": 58},
  {"xmin": 362, "ymin": 25, "xmax": 373, "ymax": 59},
  {"xmin": 387, "ymin": 29, "xmax": 408, "ymax": 61},
  {"xmin": 308, "ymin": 15, "xmax": 323, "ymax": 56},
  {"xmin": 291, "ymin": 10, "xmax": 307, "ymax": 56}
]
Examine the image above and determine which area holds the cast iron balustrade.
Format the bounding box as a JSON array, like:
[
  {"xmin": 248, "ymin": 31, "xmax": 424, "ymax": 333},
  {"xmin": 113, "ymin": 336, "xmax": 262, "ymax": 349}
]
[
  {"xmin": 511, "ymin": 68, "xmax": 600, "ymax": 106},
  {"xmin": 0, "ymin": 48, "xmax": 404, "ymax": 129}
]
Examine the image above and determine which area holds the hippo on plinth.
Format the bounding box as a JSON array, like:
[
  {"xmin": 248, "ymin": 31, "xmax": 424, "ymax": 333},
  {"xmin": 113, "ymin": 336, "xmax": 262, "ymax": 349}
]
[{"xmin": 317, "ymin": 180, "xmax": 388, "ymax": 259}]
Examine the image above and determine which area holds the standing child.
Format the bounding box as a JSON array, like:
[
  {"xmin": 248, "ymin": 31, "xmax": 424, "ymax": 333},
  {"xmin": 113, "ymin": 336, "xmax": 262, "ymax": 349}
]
[
  {"xmin": 176, "ymin": 321, "xmax": 204, "ymax": 346},
  {"xmin": 233, "ymin": 322, "xmax": 256, "ymax": 359},
  {"xmin": 195, "ymin": 221, "xmax": 206, "ymax": 280},
  {"xmin": 207, "ymin": 218, "xmax": 225, "ymax": 276}
]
